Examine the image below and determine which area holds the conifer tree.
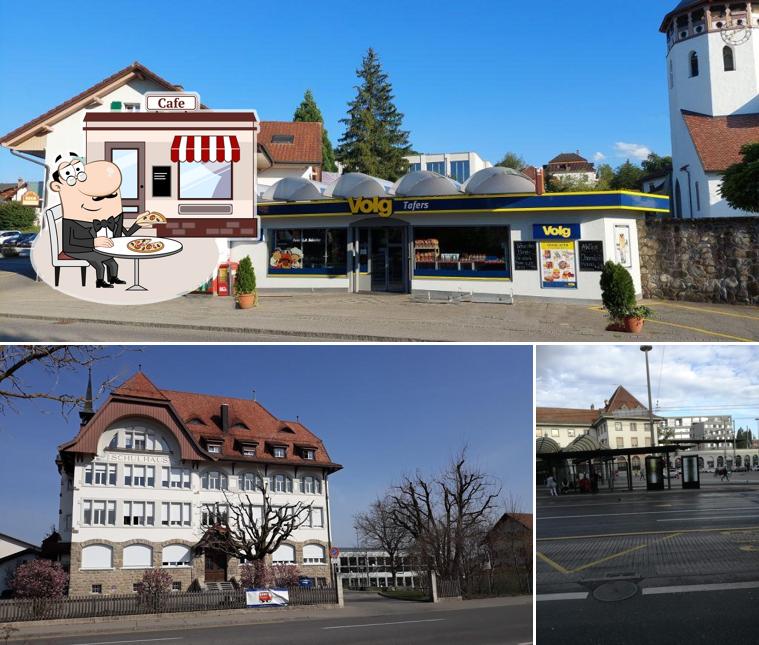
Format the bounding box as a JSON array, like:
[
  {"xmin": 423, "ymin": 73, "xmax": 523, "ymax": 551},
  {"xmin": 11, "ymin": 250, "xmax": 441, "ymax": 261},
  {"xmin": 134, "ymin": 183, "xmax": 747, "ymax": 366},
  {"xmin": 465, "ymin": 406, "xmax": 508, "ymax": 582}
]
[
  {"xmin": 293, "ymin": 90, "xmax": 337, "ymax": 172},
  {"xmin": 336, "ymin": 48, "xmax": 413, "ymax": 180}
]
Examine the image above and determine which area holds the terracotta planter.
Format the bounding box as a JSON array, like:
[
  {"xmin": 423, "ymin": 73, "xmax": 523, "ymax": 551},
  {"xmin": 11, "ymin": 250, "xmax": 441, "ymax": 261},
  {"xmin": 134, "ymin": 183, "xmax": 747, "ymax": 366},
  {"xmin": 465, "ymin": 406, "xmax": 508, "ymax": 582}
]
[
  {"xmin": 237, "ymin": 292, "xmax": 257, "ymax": 309},
  {"xmin": 624, "ymin": 316, "xmax": 645, "ymax": 334}
]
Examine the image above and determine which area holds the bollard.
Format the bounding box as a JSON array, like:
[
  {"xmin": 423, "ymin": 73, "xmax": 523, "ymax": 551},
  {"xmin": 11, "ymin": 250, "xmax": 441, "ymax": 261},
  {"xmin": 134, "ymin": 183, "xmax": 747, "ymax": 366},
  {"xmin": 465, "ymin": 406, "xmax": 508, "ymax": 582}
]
[
  {"xmin": 336, "ymin": 575, "xmax": 344, "ymax": 608},
  {"xmin": 429, "ymin": 571, "xmax": 439, "ymax": 603}
]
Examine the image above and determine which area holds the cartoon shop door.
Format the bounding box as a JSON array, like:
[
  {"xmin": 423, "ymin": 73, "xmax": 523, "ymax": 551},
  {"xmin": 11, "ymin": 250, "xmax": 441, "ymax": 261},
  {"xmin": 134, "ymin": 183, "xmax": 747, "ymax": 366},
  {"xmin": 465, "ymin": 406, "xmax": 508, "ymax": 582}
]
[{"xmin": 104, "ymin": 142, "xmax": 145, "ymax": 214}]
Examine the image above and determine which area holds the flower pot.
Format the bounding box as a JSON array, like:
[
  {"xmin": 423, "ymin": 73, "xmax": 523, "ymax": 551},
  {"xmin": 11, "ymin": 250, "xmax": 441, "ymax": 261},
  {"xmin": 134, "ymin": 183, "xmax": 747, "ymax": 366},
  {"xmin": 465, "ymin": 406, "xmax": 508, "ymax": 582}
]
[
  {"xmin": 237, "ymin": 292, "xmax": 257, "ymax": 309},
  {"xmin": 624, "ymin": 316, "xmax": 645, "ymax": 334}
]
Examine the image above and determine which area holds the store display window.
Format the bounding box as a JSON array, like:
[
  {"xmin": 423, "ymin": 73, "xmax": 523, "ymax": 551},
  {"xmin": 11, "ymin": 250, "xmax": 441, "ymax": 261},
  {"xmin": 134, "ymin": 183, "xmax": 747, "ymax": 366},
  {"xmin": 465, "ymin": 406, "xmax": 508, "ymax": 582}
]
[
  {"xmin": 413, "ymin": 226, "xmax": 510, "ymax": 278},
  {"xmin": 269, "ymin": 228, "xmax": 348, "ymax": 275}
]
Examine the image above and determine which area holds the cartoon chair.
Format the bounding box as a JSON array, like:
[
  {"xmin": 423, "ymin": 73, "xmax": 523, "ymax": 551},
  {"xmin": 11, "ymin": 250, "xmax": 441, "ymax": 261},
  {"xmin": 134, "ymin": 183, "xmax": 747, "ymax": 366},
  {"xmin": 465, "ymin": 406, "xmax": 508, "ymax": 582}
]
[{"xmin": 45, "ymin": 205, "xmax": 88, "ymax": 287}]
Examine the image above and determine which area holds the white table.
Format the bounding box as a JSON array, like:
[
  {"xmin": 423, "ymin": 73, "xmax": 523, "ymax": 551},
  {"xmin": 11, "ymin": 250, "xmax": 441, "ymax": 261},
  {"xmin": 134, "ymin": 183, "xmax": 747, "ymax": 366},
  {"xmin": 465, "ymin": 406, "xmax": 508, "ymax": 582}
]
[{"xmin": 98, "ymin": 236, "xmax": 183, "ymax": 291}]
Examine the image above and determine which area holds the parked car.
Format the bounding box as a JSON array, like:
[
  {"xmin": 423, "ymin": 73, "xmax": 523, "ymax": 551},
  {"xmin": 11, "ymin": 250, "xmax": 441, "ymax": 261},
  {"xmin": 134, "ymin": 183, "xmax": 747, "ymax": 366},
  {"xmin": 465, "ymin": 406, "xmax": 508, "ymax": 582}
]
[
  {"xmin": 0, "ymin": 232, "xmax": 36, "ymax": 257},
  {"xmin": 0, "ymin": 230, "xmax": 21, "ymax": 242}
]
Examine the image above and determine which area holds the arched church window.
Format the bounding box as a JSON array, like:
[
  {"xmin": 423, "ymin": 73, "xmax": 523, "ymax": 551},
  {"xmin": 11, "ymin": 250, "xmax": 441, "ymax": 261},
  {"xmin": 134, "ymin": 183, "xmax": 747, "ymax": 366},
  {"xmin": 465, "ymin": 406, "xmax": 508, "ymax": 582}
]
[
  {"xmin": 689, "ymin": 51, "xmax": 699, "ymax": 77},
  {"xmin": 723, "ymin": 46, "xmax": 735, "ymax": 72}
]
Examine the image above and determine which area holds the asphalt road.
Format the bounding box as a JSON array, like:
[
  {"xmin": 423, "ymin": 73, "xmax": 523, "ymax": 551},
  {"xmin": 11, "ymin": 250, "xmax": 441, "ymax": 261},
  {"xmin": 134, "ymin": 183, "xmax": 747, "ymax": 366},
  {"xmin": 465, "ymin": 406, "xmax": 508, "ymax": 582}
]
[
  {"xmin": 537, "ymin": 488, "xmax": 759, "ymax": 538},
  {"xmin": 23, "ymin": 603, "xmax": 532, "ymax": 645},
  {"xmin": 538, "ymin": 587, "xmax": 759, "ymax": 645}
]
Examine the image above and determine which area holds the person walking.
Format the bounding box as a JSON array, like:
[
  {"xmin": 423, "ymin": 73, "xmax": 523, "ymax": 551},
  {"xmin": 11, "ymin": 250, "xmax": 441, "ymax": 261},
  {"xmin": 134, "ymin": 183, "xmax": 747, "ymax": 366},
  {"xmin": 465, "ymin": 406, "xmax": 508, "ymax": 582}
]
[{"xmin": 546, "ymin": 474, "xmax": 558, "ymax": 496}]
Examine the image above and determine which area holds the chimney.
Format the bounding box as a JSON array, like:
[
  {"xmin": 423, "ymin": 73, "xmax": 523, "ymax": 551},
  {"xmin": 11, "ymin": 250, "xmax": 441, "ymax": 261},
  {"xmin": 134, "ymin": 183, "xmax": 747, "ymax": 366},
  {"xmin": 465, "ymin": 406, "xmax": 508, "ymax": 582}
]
[
  {"xmin": 252, "ymin": 389, "xmax": 256, "ymax": 402},
  {"xmin": 17, "ymin": 177, "xmax": 24, "ymax": 188},
  {"xmin": 535, "ymin": 168, "xmax": 545, "ymax": 195},
  {"xmin": 220, "ymin": 404, "xmax": 229, "ymax": 432},
  {"xmin": 79, "ymin": 367, "xmax": 95, "ymax": 427}
]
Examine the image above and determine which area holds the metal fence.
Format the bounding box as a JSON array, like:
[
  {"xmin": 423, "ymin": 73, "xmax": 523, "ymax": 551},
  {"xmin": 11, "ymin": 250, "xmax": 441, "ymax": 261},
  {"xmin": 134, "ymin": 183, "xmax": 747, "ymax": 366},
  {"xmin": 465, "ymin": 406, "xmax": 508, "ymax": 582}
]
[{"xmin": 0, "ymin": 587, "xmax": 338, "ymax": 623}]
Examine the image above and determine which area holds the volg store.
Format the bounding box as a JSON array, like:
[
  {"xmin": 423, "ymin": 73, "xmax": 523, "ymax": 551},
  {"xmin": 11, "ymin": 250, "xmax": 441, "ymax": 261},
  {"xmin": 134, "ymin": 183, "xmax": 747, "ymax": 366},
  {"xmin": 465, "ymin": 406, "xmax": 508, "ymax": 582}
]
[{"xmin": 249, "ymin": 168, "xmax": 669, "ymax": 300}]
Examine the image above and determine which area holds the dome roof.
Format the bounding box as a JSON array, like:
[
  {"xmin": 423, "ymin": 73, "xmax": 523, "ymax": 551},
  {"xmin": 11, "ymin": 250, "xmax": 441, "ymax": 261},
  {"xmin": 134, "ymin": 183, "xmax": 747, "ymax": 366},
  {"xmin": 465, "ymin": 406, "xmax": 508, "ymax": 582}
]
[
  {"xmin": 536, "ymin": 436, "xmax": 561, "ymax": 455},
  {"xmin": 393, "ymin": 170, "xmax": 461, "ymax": 197},
  {"xmin": 565, "ymin": 434, "xmax": 602, "ymax": 453},
  {"xmin": 261, "ymin": 177, "xmax": 325, "ymax": 202},
  {"xmin": 464, "ymin": 166, "xmax": 535, "ymax": 195},
  {"xmin": 326, "ymin": 172, "xmax": 390, "ymax": 198}
]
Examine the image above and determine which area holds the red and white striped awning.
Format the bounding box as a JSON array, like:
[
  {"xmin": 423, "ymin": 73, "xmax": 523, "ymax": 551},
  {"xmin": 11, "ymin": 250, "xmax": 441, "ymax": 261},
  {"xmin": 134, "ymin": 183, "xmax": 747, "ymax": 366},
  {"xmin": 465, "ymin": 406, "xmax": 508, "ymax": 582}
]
[{"xmin": 170, "ymin": 135, "xmax": 241, "ymax": 163}]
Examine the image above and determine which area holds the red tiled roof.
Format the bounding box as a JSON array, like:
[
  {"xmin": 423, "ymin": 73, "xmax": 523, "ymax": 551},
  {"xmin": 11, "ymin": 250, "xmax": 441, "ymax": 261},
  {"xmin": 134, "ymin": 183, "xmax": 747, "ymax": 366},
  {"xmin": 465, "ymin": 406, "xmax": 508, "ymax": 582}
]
[
  {"xmin": 536, "ymin": 407, "xmax": 599, "ymax": 425},
  {"xmin": 521, "ymin": 166, "xmax": 538, "ymax": 180},
  {"xmin": 548, "ymin": 152, "xmax": 588, "ymax": 164},
  {"xmin": 681, "ymin": 110, "xmax": 759, "ymax": 172},
  {"xmin": 258, "ymin": 121, "xmax": 322, "ymax": 165},
  {"xmin": 1, "ymin": 61, "xmax": 183, "ymax": 146},
  {"xmin": 113, "ymin": 372, "xmax": 169, "ymax": 401},
  {"xmin": 488, "ymin": 512, "xmax": 533, "ymax": 537},
  {"xmin": 603, "ymin": 386, "xmax": 648, "ymax": 413}
]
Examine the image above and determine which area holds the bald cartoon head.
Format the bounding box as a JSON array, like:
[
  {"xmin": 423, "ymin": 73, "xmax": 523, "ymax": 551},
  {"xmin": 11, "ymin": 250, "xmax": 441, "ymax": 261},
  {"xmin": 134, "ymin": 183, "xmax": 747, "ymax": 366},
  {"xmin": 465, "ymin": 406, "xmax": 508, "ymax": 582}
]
[{"xmin": 50, "ymin": 156, "xmax": 125, "ymax": 222}]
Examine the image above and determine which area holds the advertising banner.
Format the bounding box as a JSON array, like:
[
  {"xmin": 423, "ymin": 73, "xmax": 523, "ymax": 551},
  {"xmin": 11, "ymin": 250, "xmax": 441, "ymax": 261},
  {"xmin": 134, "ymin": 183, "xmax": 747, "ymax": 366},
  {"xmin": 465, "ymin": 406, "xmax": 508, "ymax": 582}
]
[
  {"xmin": 245, "ymin": 588, "xmax": 289, "ymax": 607},
  {"xmin": 539, "ymin": 241, "xmax": 577, "ymax": 289}
]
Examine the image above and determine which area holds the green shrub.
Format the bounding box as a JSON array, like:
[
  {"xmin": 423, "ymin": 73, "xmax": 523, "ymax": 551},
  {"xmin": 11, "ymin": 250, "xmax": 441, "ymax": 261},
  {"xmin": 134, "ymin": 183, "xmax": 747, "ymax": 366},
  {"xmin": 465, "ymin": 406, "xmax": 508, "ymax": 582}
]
[
  {"xmin": 600, "ymin": 261, "xmax": 636, "ymax": 321},
  {"xmin": 235, "ymin": 255, "xmax": 256, "ymax": 295},
  {"xmin": 0, "ymin": 202, "xmax": 36, "ymax": 230}
]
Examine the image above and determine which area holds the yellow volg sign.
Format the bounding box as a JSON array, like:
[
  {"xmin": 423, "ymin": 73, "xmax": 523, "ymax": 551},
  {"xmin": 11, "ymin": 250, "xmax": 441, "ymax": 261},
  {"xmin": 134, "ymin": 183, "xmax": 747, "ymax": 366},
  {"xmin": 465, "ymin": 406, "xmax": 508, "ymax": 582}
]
[
  {"xmin": 347, "ymin": 196, "xmax": 393, "ymax": 217},
  {"xmin": 542, "ymin": 225, "xmax": 572, "ymax": 238}
]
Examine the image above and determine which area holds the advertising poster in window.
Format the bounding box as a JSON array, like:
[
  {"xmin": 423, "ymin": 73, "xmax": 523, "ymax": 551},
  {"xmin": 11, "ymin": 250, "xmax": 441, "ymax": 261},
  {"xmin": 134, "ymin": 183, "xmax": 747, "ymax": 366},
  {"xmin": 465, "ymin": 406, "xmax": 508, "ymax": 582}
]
[
  {"xmin": 540, "ymin": 241, "xmax": 577, "ymax": 289},
  {"xmin": 614, "ymin": 225, "xmax": 632, "ymax": 267}
]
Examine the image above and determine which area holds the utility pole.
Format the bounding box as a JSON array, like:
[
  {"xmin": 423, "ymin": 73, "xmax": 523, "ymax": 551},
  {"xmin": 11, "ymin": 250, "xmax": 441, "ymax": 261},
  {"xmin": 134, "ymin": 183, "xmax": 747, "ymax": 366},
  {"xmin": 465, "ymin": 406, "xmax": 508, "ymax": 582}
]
[{"xmin": 640, "ymin": 346, "xmax": 655, "ymax": 448}]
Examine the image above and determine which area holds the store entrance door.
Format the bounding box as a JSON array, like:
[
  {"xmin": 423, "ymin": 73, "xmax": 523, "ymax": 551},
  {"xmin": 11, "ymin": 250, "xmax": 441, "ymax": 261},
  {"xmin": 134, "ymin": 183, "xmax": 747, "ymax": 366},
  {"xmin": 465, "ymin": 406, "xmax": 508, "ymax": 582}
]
[
  {"xmin": 104, "ymin": 142, "xmax": 145, "ymax": 215},
  {"xmin": 369, "ymin": 227, "xmax": 406, "ymax": 292}
]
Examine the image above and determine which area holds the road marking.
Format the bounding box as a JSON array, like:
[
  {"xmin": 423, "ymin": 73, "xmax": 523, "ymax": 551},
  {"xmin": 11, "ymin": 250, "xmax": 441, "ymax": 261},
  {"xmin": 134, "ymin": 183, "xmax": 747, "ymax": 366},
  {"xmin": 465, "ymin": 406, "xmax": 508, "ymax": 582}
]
[
  {"xmin": 588, "ymin": 305, "xmax": 754, "ymax": 342},
  {"xmin": 537, "ymin": 525, "xmax": 759, "ymax": 541},
  {"xmin": 536, "ymin": 592, "xmax": 588, "ymax": 601},
  {"xmin": 70, "ymin": 639, "xmax": 183, "ymax": 645},
  {"xmin": 652, "ymin": 301, "xmax": 759, "ymax": 321},
  {"xmin": 642, "ymin": 581, "xmax": 759, "ymax": 595},
  {"xmin": 540, "ymin": 506, "xmax": 756, "ymax": 520},
  {"xmin": 657, "ymin": 514, "xmax": 755, "ymax": 522},
  {"xmin": 536, "ymin": 551, "xmax": 572, "ymax": 574},
  {"xmin": 323, "ymin": 618, "xmax": 446, "ymax": 630}
]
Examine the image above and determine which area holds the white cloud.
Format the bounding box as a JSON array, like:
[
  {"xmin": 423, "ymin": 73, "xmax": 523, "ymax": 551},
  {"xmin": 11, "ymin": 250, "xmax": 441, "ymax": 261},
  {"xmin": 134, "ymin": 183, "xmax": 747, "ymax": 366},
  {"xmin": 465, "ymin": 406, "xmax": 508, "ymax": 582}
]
[
  {"xmin": 536, "ymin": 346, "xmax": 759, "ymax": 429},
  {"xmin": 614, "ymin": 142, "xmax": 652, "ymax": 161},
  {"xmin": 593, "ymin": 152, "xmax": 606, "ymax": 162}
]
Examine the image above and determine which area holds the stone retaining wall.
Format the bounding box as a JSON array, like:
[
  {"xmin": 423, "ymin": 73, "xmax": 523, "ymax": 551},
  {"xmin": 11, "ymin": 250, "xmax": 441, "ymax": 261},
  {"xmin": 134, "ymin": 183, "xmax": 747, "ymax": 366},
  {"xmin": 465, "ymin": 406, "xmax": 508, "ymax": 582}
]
[{"xmin": 637, "ymin": 216, "xmax": 759, "ymax": 305}]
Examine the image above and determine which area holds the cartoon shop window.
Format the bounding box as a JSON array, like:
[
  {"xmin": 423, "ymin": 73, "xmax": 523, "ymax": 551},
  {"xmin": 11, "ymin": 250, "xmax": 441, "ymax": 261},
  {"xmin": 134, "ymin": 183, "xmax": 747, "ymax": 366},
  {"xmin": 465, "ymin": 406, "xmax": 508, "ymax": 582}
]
[{"xmin": 171, "ymin": 135, "xmax": 239, "ymax": 200}]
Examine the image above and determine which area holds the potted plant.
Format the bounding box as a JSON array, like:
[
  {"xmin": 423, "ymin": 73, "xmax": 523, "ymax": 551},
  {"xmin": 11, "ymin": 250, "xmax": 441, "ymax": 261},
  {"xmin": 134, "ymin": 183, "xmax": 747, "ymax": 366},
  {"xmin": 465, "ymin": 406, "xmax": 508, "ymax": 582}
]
[
  {"xmin": 599, "ymin": 261, "xmax": 635, "ymax": 332},
  {"xmin": 623, "ymin": 304, "xmax": 653, "ymax": 334},
  {"xmin": 234, "ymin": 255, "xmax": 257, "ymax": 309}
]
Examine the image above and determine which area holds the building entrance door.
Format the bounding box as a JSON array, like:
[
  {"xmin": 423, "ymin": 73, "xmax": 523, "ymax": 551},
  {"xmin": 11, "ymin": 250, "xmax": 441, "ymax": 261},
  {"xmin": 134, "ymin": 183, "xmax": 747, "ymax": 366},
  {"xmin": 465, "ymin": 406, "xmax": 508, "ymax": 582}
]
[
  {"xmin": 104, "ymin": 142, "xmax": 145, "ymax": 215},
  {"xmin": 369, "ymin": 227, "xmax": 406, "ymax": 292},
  {"xmin": 204, "ymin": 549, "xmax": 227, "ymax": 582}
]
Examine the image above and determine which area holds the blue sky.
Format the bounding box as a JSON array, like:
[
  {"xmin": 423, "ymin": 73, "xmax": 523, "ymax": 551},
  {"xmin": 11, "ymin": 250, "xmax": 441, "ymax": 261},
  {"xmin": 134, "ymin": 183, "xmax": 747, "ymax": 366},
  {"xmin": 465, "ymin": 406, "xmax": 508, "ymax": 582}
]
[
  {"xmin": 0, "ymin": 345, "xmax": 533, "ymax": 546},
  {"xmin": 0, "ymin": 0, "xmax": 676, "ymax": 181},
  {"xmin": 537, "ymin": 345, "xmax": 759, "ymax": 432}
]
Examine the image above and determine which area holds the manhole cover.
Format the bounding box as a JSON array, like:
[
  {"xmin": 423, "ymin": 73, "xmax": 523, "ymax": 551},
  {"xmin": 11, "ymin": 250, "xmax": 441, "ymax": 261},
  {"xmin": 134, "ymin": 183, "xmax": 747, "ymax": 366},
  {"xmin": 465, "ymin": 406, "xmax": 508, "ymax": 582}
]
[{"xmin": 593, "ymin": 581, "xmax": 638, "ymax": 602}]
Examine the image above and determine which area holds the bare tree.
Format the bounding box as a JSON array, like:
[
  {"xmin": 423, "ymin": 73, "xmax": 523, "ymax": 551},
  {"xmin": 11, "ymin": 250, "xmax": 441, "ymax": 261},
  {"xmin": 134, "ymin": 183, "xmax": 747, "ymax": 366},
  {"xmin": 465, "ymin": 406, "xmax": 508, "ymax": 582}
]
[
  {"xmin": 388, "ymin": 450, "xmax": 501, "ymax": 580},
  {"xmin": 0, "ymin": 345, "xmax": 121, "ymax": 416},
  {"xmin": 199, "ymin": 486, "xmax": 313, "ymax": 578},
  {"xmin": 354, "ymin": 497, "xmax": 410, "ymax": 587}
]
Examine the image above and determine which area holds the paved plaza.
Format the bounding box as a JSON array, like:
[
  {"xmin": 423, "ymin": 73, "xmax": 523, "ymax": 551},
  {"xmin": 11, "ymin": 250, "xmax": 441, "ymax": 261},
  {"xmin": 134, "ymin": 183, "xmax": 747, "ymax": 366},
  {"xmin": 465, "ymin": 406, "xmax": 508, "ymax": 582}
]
[{"xmin": 2, "ymin": 259, "xmax": 757, "ymax": 342}]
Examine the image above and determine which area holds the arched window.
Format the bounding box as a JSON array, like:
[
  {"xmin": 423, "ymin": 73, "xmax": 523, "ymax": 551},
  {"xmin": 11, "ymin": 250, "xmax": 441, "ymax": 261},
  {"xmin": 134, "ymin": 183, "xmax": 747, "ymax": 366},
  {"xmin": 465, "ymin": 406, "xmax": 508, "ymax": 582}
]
[
  {"xmin": 201, "ymin": 470, "xmax": 228, "ymax": 490},
  {"xmin": 272, "ymin": 474, "xmax": 293, "ymax": 493},
  {"xmin": 302, "ymin": 476, "xmax": 322, "ymax": 494},
  {"xmin": 162, "ymin": 544, "xmax": 191, "ymax": 567},
  {"xmin": 272, "ymin": 543, "xmax": 295, "ymax": 563},
  {"xmin": 303, "ymin": 544, "xmax": 325, "ymax": 564},
  {"xmin": 753, "ymin": 455, "xmax": 758, "ymax": 467},
  {"xmin": 81, "ymin": 544, "xmax": 113, "ymax": 569},
  {"xmin": 123, "ymin": 544, "xmax": 152, "ymax": 568},
  {"xmin": 239, "ymin": 472, "xmax": 263, "ymax": 491},
  {"xmin": 717, "ymin": 456, "xmax": 724, "ymax": 467},
  {"xmin": 736, "ymin": 455, "xmax": 742, "ymax": 468},
  {"xmin": 723, "ymin": 46, "xmax": 735, "ymax": 71},
  {"xmin": 689, "ymin": 51, "xmax": 699, "ymax": 77}
]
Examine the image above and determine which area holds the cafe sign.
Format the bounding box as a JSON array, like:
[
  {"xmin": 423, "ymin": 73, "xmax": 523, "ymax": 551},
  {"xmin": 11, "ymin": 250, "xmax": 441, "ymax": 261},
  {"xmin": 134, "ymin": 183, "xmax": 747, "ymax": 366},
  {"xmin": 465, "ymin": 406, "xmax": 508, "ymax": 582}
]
[{"xmin": 145, "ymin": 92, "xmax": 200, "ymax": 112}]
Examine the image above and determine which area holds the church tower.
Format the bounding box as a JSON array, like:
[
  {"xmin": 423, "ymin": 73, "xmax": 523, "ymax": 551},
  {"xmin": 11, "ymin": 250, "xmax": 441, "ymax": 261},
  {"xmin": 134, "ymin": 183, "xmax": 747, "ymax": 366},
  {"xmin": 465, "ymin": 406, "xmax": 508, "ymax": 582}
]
[{"xmin": 660, "ymin": 1, "xmax": 759, "ymax": 217}]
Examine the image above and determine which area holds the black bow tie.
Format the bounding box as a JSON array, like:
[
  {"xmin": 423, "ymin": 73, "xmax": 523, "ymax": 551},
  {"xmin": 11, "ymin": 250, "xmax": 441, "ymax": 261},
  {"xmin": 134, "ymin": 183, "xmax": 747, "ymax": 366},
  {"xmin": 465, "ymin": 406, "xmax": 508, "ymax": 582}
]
[{"xmin": 93, "ymin": 216, "xmax": 118, "ymax": 234}]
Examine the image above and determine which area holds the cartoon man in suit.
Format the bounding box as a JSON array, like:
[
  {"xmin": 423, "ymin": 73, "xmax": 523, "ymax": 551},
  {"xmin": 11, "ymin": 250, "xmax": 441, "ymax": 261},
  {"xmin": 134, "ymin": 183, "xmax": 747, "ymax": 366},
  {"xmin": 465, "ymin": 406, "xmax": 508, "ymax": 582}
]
[{"xmin": 49, "ymin": 153, "xmax": 152, "ymax": 288}]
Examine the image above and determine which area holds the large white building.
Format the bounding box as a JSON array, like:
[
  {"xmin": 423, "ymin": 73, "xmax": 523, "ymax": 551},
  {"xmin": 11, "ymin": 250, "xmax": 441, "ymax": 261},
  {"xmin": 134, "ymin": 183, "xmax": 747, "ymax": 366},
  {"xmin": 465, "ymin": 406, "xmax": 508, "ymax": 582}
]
[
  {"xmin": 661, "ymin": 1, "xmax": 759, "ymax": 218},
  {"xmin": 404, "ymin": 151, "xmax": 492, "ymax": 184},
  {"xmin": 333, "ymin": 547, "xmax": 421, "ymax": 589},
  {"xmin": 662, "ymin": 414, "xmax": 734, "ymax": 447},
  {"xmin": 56, "ymin": 371, "xmax": 341, "ymax": 595}
]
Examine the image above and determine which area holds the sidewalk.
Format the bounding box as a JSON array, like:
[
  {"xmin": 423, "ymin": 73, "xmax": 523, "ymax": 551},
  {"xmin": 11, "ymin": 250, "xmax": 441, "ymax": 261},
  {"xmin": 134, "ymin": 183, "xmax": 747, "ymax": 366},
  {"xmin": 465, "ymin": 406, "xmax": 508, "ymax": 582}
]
[
  {"xmin": 2, "ymin": 596, "xmax": 528, "ymax": 642},
  {"xmin": 2, "ymin": 265, "xmax": 757, "ymax": 341}
]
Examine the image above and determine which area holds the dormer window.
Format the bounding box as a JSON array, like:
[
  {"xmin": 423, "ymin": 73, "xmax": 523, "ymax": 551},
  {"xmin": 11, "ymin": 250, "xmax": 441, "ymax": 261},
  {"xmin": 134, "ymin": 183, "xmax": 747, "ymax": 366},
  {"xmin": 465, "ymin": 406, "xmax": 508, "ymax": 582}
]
[
  {"xmin": 187, "ymin": 417, "xmax": 205, "ymax": 426},
  {"xmin": 207, "ymin": 444, "xmax": 221, "ymax": 454},
  {"xmin": 243, "ymin": 446, "xmax": 256, "ymax": 457},
  {"xmin": 273, "ymin": 447, "xmax": 286, "ymax": 458},
  {"xmin": 303, "ymin": 449, "xmax": 315, "ymax": 460}
]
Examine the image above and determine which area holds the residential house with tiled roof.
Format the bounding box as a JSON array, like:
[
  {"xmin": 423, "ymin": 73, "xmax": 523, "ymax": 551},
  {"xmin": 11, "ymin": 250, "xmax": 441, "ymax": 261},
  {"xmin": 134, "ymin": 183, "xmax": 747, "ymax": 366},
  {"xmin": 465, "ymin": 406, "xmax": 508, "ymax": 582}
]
[
  {"xmin": 543, "ymin": 152, "xmax": 597, "ymax": 186},
  {"xmin": 55, "ymin": 371, "xmax": 341, "ymax": 595},
  {"xmin": 660, "ymin": 1, "xmax": 759, "ymax": 217},
  {"xmin": 0, "ymin": 533, "xmax": 41, "ymax": 595},
  {"xmin": 484, "ymin": 513, "xmax": 532, "ymax": 592}
]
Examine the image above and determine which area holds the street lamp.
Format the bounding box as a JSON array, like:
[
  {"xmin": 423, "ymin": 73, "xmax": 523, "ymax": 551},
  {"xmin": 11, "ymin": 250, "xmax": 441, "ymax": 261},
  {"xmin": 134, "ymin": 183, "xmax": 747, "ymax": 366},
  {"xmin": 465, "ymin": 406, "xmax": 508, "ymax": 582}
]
[{"xmin": 640, "ymin": 346, "xmax": 655, "ymax": 448}]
